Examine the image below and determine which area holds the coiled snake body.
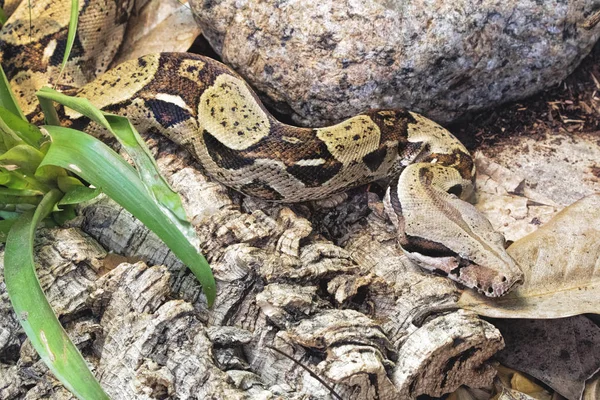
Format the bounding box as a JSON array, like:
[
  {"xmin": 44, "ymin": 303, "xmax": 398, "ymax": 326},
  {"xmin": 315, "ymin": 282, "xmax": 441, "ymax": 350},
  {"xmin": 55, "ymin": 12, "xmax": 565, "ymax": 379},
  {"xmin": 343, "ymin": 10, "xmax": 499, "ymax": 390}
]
[{"xmin": 0, "ymin": 0, "xmax": 523, "ymax": 296}]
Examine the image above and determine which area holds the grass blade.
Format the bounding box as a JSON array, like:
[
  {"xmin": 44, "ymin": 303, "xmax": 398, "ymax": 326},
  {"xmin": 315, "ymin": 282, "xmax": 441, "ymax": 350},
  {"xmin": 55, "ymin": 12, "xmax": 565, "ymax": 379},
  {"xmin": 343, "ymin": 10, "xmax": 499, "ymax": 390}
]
[
  {"xmin": 60, "ymin": 0, "xmax": 79, "ymax": 77},
  {"xmin": 0, "ymin": 65, "xmax": 25, "ymax": 120},
  {"xmin": 40, "ymin": 125, "xmax": 216, "ymax": 305},
  {"xmin": 0, "ymin": 7, "xmax": 7, "ymax": 25},
  {"xmin": 4, "ymin": 189, "xmax": 110, "ymax": 400}
]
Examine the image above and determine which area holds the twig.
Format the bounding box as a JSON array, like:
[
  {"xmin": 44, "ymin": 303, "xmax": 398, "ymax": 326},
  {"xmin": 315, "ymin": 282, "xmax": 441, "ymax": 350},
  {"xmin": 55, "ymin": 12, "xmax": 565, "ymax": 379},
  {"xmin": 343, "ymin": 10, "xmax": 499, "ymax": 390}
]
[
  {"xmin": 266, "ymin": 345, "xmax": 343, "ymax": 400},
  {"xmin": 591, "ymin": 73, "xmax": 600, "ymax": 90}
]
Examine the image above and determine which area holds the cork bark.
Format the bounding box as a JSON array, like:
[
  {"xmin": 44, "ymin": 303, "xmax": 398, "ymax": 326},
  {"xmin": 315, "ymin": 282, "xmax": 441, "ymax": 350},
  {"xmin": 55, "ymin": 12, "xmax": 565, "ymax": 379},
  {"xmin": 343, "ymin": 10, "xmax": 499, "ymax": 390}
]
[{"xmin": 0, "ymin": 133, "xmax": 504, "ymax": 399}]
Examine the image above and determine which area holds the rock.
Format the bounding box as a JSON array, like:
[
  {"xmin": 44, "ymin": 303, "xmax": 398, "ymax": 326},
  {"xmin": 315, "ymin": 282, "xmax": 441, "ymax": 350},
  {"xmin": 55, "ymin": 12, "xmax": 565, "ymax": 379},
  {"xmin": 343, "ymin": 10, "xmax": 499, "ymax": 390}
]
[{"xmin": 190, "ymin": 0, "xmax": 600, "ymax": 127}]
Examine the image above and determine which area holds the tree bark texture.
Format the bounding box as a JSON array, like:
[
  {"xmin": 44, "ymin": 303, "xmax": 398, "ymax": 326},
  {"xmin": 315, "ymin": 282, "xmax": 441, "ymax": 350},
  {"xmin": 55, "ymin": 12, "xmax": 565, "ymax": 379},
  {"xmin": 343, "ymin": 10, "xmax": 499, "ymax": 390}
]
[{"xmin": 0, "ymin": 133, "xmax": 504, "ymax": 399}]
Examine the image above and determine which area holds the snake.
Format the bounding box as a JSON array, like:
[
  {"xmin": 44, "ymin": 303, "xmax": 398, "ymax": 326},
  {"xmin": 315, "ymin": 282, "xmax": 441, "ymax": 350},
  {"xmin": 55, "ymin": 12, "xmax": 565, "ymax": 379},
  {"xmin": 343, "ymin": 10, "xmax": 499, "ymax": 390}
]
[{"xmin": 0, "ymin": 0, "xmax": 524, "ymax": 297}]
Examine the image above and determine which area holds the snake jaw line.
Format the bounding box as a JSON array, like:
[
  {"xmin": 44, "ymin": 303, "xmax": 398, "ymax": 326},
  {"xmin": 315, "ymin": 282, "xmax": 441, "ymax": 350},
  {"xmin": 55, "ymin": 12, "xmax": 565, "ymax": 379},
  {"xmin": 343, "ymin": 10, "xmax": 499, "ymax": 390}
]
[
  {"xmin": 405, "ymin": 250, "xmax": 523, "ymax": 297},
  {"xmin": 385, "ymin": 164, "xmax": 524, "ymax": 297}
]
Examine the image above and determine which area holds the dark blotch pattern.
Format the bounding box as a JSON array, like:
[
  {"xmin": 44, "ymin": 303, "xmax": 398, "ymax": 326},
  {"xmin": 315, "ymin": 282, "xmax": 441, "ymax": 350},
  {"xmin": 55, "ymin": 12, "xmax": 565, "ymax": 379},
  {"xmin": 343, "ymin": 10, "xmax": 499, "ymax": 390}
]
[
  {"xmin": 144, "ymin": 98, "xmax": 191, "ymax": 128},
  {"xmin": 388, "ymin": 179, "xmax": 402, "ymax": 214},
  {"xmin": 239, "ymin": 179, "xmax": 284, "ymax": 200},
  {"xmin": 286, "ymin": 163, "xmax": 342, "ymax": 187},
  {"xmin": 420, "ymin": 149, "xmax": 474, "ymax": 182},
  {"xmin": 49, "ymin": 36, "xmax": 83, "ymax": 67},
  {"xmin": 203, "ymin": 130, "xmax": 255, "ymax": 170},
  {"xmin": 362, "ymin": 147, "xmax": 387, "ymax": 172}
]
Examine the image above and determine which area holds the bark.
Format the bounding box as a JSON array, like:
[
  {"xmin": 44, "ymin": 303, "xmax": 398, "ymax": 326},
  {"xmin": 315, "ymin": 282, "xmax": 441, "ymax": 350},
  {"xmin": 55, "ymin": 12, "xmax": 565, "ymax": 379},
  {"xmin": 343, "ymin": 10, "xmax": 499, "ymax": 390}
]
[{"xmin": 0, "ymin": 134, "xmax": 504, "ymax": 399}]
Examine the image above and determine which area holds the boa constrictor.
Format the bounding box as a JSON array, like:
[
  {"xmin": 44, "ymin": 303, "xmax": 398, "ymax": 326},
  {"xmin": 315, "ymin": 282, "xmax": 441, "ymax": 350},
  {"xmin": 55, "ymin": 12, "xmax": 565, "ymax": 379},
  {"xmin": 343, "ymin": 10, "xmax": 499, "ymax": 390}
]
[{"xmin": 0, "ymin": 0, "xmax": 523, "ymax": 296}]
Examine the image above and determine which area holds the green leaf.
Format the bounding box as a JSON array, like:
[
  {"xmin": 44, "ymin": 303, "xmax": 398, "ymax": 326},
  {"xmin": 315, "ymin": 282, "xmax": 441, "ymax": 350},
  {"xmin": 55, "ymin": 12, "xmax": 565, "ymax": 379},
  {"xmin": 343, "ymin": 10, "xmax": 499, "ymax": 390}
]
[
  {"xmin": 4, "ymin": 189, "xmax": 110, "ymax": 400},
  {"xmin": 40, "ymin": 126, "xmax": 216, "ymax": 305},
  {"xmin": 35, "ymin": 88, "xmax": 189, "ymax": 222},
  {"xmin": 0, "ymin": 168, "xmax": 50, "ymax": 192},
  {"xmin": 52, "ymin": 203, "xmax": 77, "ymax": 225},
  {"xmin": 38, "ymin": 95, "xmax": 61, "ymax": 126},
  {"xmin": 34, "ymin": 164, "xmax": 68, "ymax": 185},
  {"xmin": 105, "ymin": 114, "xmax": 188, "ymax": 221},
  {"xmin": 0, "ymin": 144, "xmax": 44, "ymax": 173},
  {"xmin": 60, "ymin": 0, "xmax": 80, "ymax": 76},
  {"xmin": 0, "ymin": 187, "xmax": 43, "ymax": 205},
  {"xmin": 0, "ymin": 219, "xmax": 15, "ymax": 242},
  {"xmin": 58, "ymin": 185, "xmax": 101, "ymax": 205},
  {"xmin": 0, "ymin": 109, "xmax": 25, "ymax": 150},
  {"xmin": 0, "ymin": 188, "xmax": 44, "ymax": 196},
  {"xmin": 0, "ymin": 7, "xmax": 7, "ymax": 26},
  {"xmin": 0, "ymin": 106, "xmax": 44, "ymax": 147},
  {"xmin": 56, "ymin": 175, "xmax": 84, "ymax": 192},
  {"xmin": 0, "ymin": 64, "xmax": 25, "ymax": 120},
  {"xmin": 0, "ymin": 210, "xmax": 21, "ymax": 218}
]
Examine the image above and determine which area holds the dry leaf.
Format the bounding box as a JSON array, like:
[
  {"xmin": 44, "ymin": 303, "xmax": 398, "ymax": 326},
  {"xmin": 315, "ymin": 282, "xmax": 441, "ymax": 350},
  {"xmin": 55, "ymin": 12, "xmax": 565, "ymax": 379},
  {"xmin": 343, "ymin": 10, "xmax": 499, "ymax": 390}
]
[
  {"xmin": 583, "ymin": 374, "xmax": 600, "ymax": 400},
  {"xmin": 510, "ymin": 373, "xmax": 552, "ymax": 400},
  {"xmin": 459, "ymin": 193, "xmax": 600, "ymax": 318},
  {"xmin": 497, "ymin": 388, "xmax": 538, "ymax": 400},
  {"xmin": 493, "ymin": 316, "xmax": 600, "ymax": 400},
  {"xmin": 494, "ymin": 365, "xmax": 553, "ymax": 400},
  {"xmin": 474, "ymin": 152, "xmax": 560, "ymax": 242},
  {"xmin": 481, "ymin": 134, "xmax": 600, "ymax": 208},
  {"xmin": 112, "ymin": 0, "xmax": 201, "ymax": 66}
]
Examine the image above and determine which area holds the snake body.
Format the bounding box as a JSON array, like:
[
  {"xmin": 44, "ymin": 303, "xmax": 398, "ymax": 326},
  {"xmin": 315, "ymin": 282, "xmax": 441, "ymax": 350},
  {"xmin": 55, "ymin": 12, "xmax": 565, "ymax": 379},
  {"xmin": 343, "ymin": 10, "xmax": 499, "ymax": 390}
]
[{"xmin": 0, "ymin": 0, "xmax": 523, "ymax": 296}]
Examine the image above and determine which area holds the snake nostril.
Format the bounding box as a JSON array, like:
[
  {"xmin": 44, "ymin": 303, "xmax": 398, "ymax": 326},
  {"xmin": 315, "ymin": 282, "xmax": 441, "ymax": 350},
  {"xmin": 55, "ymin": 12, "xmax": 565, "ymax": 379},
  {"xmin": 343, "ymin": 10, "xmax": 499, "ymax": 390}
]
[{"xmin": 501, "ymin": 276, "xmax": 507, "ymax": 282}]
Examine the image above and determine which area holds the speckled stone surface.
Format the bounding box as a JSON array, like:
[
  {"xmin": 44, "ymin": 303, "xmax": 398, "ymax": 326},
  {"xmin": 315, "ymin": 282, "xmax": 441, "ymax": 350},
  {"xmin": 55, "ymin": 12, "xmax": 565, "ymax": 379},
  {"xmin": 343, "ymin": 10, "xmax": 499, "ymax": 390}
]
[{"xmin": 191, "ymin": 0, "xmax": 600, "ymax": 127}]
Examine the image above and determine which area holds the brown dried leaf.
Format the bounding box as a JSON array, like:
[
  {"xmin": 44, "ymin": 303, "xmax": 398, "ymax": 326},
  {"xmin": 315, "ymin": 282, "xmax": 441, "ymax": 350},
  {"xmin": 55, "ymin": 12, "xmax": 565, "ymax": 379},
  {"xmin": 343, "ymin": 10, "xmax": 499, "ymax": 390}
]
[
  {"xmin": 459, "ymin": 193, "xmax": 600, "ymax": 318},
  {"xmin": 112, "ymin": 0, "xmax": 201, "ymax": 66},
  {"xmin": 493, "ymin": 317, "xmax": 600, "ymax": 400},
  {"xmin": 474, "ymin": 152, "xmax": 560, "ymax": 242},
  {"xmin": 497, "ymin": 388, "xmax": 538, "ymax": 400},
  {"xmin": 494, "ymin": 365, "xmax": 553, "ymax": 400},
  {"xmin": 583, "ymin": 374, "xmax": 600, "ymax": 400}
]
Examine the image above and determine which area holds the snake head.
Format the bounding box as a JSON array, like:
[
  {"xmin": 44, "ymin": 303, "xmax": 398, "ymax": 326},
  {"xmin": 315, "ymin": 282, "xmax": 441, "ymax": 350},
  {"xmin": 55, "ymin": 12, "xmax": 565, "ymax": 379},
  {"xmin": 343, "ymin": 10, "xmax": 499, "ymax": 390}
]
[
  {"xmin": 400, "ymin": 233, "xmax": 524, "ymax": 297},
  {"xmin": 385, "ymin": 169, "xmax": 524, "ymax": 297}
]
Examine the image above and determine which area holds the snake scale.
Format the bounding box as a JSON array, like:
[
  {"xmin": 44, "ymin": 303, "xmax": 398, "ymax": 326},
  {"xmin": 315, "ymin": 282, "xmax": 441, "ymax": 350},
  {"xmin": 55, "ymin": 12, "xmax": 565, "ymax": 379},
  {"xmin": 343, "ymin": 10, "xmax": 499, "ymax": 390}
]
[{"xmin": 0, "ymin": 0, "xmax": 523, "ymax": 296}]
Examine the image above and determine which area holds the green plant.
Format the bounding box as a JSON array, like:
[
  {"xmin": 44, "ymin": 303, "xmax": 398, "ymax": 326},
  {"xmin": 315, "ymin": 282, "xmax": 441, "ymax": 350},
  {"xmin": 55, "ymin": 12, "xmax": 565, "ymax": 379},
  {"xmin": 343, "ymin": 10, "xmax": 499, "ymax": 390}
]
[
  {"xmin": 0, "ymin": 7, "xmax": 7, "ymax": 25},
  {"xmin": 0, "ymin": 3, "xmax": 215, "ymax": 399}
]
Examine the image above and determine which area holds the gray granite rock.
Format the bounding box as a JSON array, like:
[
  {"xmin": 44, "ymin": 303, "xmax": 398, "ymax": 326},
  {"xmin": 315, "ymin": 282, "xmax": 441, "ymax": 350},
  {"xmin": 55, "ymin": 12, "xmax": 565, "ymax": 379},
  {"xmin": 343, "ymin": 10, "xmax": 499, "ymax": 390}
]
[{"xmin": 191, "ymin": 0, "xmax": 600, "ymax": 127}]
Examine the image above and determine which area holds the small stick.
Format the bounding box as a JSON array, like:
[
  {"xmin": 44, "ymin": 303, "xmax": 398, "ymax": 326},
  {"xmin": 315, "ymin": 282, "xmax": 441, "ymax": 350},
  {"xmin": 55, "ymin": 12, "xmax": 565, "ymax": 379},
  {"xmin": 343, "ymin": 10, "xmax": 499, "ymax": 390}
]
[{"xmin": 266, "ymin": 345, "xmax": 343, "ymax": 400}]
